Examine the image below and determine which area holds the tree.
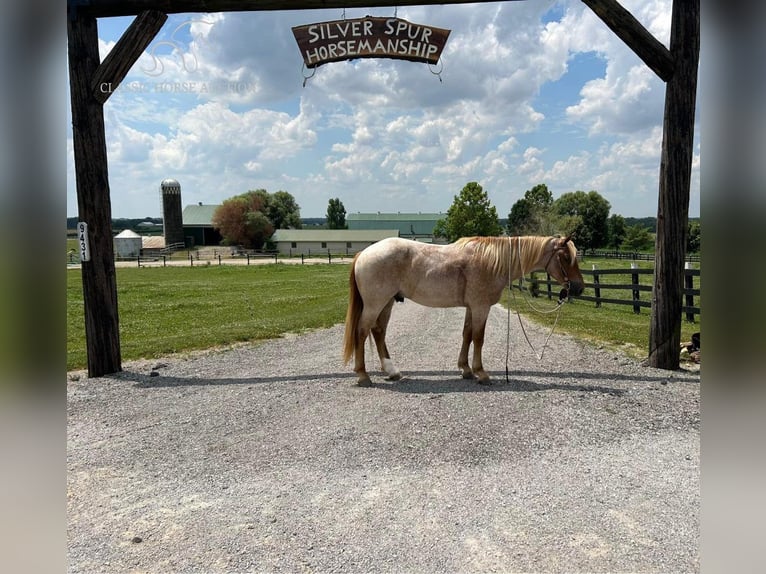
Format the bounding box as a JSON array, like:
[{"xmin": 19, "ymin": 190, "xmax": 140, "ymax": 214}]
[
  {"xmin": 553, "ymin": 190, "xmax": 611, "ymax": 250},
  {"xmin": 212, "ymin": 192, "xmax": 275, "ymax": 249},
  {"xmin": 507, "ymin": 197, "xmax": 533, "ymax": 235},
  {"xmin": 687, "ymin": 220, "xmax": 700, "ymax": 253},
  {"xmin": 607, "ymin": 214, "xmax": 627, "ymax": 250},
  {"xmin": 622, "ymin": 224, "xmax": 654, "ymax": 252},
  {"xmin": 507, "ymin": 183, "xmax": 554, "ymax": 235},
  {"xmin": 326, "ymin": 198, "xmax": 347, "ymax": 229},
  {"xmin": 265, "ymin": 190, "xmax": 302, "ymax": 230},
  {"xmin": 433, "ymin": 182, "xmax": 503, "ymax": 242},
  {"xmin": 525, "ymin": 183, "xmax": 554, "ymax": 212}
]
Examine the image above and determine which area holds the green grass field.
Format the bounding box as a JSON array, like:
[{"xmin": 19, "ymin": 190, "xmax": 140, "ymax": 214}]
[
  {"xmin": 67, "ymin": 259, "xmax": 700, "ymax": 371},
  {"xmin": 67, "ymin": 264, "xmax": 349, "ymax": 370}
]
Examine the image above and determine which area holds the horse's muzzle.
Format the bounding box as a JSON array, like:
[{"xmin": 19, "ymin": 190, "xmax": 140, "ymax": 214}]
[{"xmin": 568, "ymin": 280, "xmax": 585, "ymax": 297}]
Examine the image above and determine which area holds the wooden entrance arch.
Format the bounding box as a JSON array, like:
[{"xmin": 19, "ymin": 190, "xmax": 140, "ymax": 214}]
[{"xmin": 68, "ymin": 0, "xmax": 699, "ymax": 376}]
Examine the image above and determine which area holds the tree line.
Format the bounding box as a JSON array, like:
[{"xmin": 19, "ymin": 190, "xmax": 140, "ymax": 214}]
[
  {"xmin": 433, "ymin": 182, "xmax": 700, "ymax": 253},
  {"xmin": 69, "ymin": 182, "xmax": 699, "ymax": 254}
]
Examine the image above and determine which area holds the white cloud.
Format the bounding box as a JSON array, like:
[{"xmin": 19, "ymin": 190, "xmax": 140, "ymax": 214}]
[{"xmin": 68, "ymin": 0, "xmax": 700, "ymax": 219}]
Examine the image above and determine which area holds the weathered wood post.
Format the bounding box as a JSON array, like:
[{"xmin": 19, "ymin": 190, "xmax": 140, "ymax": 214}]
[
  {"xmin": 68, "ymin": 7, "xmax": 166, "ymax": 377},
  {"xmin": 649, "ymin": 0, "xmax": 700, "ymax": 368},
  {"xmin": 684, "ymin": 262, "xmax": 695, "ymax": 323},
  {"xmin": 631, "ymin": 262, "xmax": 641, "ymax": 314},
  {"xmin": 592, "ymin": 264, "xmax": 601, "ymax": 308},
  {"xmin": 546, "ymin": 272, "xmax": 552, "ymax": 300},
  {"xmin": 68, "ymin": 14, "xmax": 121, "ymax": 377}
]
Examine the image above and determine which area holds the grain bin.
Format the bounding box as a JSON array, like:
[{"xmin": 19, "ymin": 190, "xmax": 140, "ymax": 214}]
[{"xmin": 114, "ymin": 229, "xmax": 142, "ymax": 258}]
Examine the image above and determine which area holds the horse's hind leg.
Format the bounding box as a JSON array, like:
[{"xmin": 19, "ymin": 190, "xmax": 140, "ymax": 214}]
[
  {"xmin": 372, "ymin": 299, "xmax": 401, "ymax": 381},
  {"xmin": 354, "ymin": 305, "xmax": 384, "ymax": 386},
  {"xmin": 458, "ymin": 308, "xmax": 474, "ymax": 379}
]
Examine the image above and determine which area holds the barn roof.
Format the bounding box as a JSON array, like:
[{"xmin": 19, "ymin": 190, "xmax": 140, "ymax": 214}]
[
  {"xmin": 182, "ymin": 204, "xmax": 219, "ymax": 226},
  {"xmin": 347, "ymin": 212, "xmax": 442, "ymax": 221}
]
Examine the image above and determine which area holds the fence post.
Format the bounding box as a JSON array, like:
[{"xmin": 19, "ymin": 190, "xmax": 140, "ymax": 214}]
[
  {"xmin": 546, "ymin": 273, "xmax": 552, "ymax": 300},
  {"xmin": 592, "ymin": 264, "xmax": 601, "ymax": 308},
  {"xmin": 189, "ymin": 253, "xmax": 193, "ymax": 267},
  {"xmin": 328, "ymin": 252, "xmax": 332, "ymax": 264},
  {"xmin": 631, "ymin": 262, "xmax": 640, "ymax": 314},
  {"xmin": 301, "ymin": 253, "xmax": 304, "ymax": 265},
  {"xmin": 218, "ymin": 254, "xmax": 222, "ymax": 266},
  {"xmin": 684, "ymin": 262, "xmax": 695, "ymax": 323},
  {"xmin": 246, "ymin": 253, "xmax": 250, "ymax": 266},
  {"xmin": 162, "ymin": 255, "xmax": 166, "ymax": 267},
  {"xmin": 274, "ymin": 253, "xmax": 278, "ymax": 264}
]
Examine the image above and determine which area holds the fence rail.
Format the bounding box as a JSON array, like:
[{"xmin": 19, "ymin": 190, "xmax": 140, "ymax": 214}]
[
  {"xmin": 517, "ymin": 266, "xmax": 701, "ymax": 322},
  {"xmin": 585, "ymin": 250, "xmax": 701, "ymax": 263}
]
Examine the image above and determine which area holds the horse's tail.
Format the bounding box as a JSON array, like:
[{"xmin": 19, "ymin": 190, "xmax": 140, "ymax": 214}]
[{"xmin": 342, "ymin": 253, "xmax": 363, "ymax": 364}]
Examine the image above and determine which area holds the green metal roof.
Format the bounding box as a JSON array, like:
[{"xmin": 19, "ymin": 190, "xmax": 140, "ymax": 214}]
[
  {"xmin": 347, "ymin": 212, "xmax": 443, "ymax": 221},
  {"xmin": 272, "ymin": 229, "xmax": 399, "ymax": 242},
  {"xmin": 182, "ymin": 204, "xmax": 218, "ymax": 226}
]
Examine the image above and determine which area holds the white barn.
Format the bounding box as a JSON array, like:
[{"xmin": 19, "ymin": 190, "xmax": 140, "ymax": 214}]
[{"xmin": 271, "ymin": 229, "xmax": 399, "ymax": 256}]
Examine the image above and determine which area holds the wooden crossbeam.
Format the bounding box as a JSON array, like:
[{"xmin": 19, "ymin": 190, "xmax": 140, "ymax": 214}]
[
  {"xmin": 582, "ymin": 0, "xmax": 674, "ymax": 81},
  {"xmin": 91, "ymin": 10, "xmax": 168, "ymax": 104}
]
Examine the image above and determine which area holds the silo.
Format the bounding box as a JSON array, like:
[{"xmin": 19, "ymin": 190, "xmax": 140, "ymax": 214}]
[{"xmin": 160, "ymin": 178, "xmax": 184, "ymax": 247}]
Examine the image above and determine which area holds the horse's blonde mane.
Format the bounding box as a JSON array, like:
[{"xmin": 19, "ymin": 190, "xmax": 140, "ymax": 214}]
[{"xmin": 454, "ymin": 236, "xmax": 553, "ymax": 277}]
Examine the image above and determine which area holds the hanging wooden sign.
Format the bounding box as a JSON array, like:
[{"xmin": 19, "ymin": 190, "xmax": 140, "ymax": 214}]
[{"xmin": 292, "ymin": 17, "xmax": 451, "ymax": 69}]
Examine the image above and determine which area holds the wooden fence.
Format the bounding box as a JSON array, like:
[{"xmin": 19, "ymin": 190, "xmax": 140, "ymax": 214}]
[
  {"xmin": 517, "ymin": 265, "xmax": 701, "ymax": 322},
  {"xmin": 585, "ymin": 249, "xmax": 701, "ymax": 263}
]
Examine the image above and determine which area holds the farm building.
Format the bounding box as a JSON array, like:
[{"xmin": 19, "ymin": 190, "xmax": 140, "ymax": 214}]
[
  {"xmin": 347, "ymin": 212, "xmax": 443, "ymax": 241},
  {"xmin": 181, "ymin": 204, "xmax": 222, "ymax": 247},
  {"xmin": 271, "ymin": 229, "xmax": 399, "ymax": 256},
  {"xmin": 113, "ymin": 229, "xmax": 142, "ymax": 258}
]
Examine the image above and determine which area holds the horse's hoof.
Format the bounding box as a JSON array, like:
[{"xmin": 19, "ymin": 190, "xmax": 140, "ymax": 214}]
[
  {"xmin": 477, "ymin": 378, "xmax": 493, "ymax": 386},
  {"xmin": 461, "ymin": 371, "xmax": 475, "ymax": 380},
  {"xmin": 385, "ymin": 372, "xmax": 402, "ymax": 381},
  {"xmin": 356, "ymin": 377, "xmax": 372, "ymax": 387}
]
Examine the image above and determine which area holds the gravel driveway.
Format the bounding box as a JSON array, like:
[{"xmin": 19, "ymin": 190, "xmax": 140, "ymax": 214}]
[{"xmin": 67, "ymin": 301, "xmax": 700, "ymax": 573}]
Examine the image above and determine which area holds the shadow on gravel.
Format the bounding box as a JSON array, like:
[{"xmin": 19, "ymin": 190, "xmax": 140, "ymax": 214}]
[{"xmin": 122, "ymin": 366, "xmax": 696, "ymax": 395}]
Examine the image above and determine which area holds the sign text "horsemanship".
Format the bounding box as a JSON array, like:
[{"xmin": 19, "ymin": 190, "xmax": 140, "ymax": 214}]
[{"xmin": 292, "ymin": 17, "xmax": 451, "ymax": 69}]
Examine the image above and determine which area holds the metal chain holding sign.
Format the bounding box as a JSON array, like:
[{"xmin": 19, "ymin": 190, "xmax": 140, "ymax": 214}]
[
  {"xmin": 428, "ymin": 57, "xmax": 444, "ymax": 83},
  {"xmin": 301, "ymin": 62, "xmax": 316, "ymax": 87}
]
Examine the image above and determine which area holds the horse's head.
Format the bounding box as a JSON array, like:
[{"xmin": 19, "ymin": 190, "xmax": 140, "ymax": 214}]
[{"xmin": 544, "ymin": 235, "xmax": 585, "ymax": 300}]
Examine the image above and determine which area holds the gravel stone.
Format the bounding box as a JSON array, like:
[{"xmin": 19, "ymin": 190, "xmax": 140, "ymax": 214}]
[{"xmin": 68, "ymin": 301, "xmax": 700, "ymax": 573}]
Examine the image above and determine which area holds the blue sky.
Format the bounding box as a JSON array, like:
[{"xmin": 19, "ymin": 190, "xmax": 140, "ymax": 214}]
[{"xmin": 66, "ymin": 0, "xmax": 700, "ymax": 219}]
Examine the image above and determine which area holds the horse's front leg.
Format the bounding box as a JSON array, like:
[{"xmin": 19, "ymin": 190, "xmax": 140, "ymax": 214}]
[
  {"xmin": 458, "ymin": 308, "xmax": 474, "ymax": 379},
  {"xmin": 470, "ymin": 306, "xmax": 491, "ymax": 384}
]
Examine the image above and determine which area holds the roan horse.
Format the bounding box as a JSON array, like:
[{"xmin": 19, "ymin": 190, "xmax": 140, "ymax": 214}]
[{"xmin": 342, "ymin": 235, "xmax": 585, "ymax": 386}]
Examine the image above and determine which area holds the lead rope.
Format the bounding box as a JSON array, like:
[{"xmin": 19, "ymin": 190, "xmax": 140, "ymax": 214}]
[{"xmin": 505, "ymin": 237, "xmax": 565, "ymax": 383}]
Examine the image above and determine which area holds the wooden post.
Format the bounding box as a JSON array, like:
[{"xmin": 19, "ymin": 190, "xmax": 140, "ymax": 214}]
[
  {"xmin": 592, "ymin": 264, "xmax": 601, "ymax": 308},
  {"xmin": 546, "ymin": 272, "xmax": 552, "ymax": 300},
  {"xmin": 68, "ymin": 14, "xmax": 122, "ymax": 377},
  {"xmin": 649, "ymin": 0, "xmax": 700, "ymax": 369},
  {"xmin": 631, "ymin": 262, "xmax": 641, "ymax": 314},
  {"xmin": 684, "ymin": 262, "xmax": 695, "ymax": 323}
]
